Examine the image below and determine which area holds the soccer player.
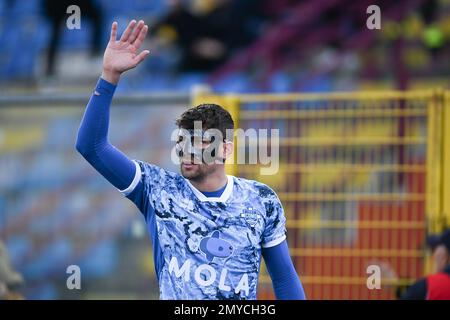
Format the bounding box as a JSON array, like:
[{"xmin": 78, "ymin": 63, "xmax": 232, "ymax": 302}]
[{"xmin": 76, "ymin": 20, "xmax": 305, "ymax": 300}]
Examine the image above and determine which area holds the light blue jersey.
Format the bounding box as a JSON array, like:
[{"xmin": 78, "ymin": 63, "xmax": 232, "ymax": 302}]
[{"xmin": 121, "ymin": 160, "xmax": 287, "ymax": 300}]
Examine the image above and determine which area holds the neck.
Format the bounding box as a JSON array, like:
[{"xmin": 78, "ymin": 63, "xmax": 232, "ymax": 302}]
[{"xmin": 189, "ymin": 169, "xmax": 228, "ymax": 192}]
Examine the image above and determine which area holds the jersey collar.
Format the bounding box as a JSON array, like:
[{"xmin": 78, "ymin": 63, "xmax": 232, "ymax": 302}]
[{"xmin": 186, "ymin": 175, "xmax": 234, "ymax": 202}]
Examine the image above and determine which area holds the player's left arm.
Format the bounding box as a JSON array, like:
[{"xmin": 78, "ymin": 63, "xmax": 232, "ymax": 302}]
[
  {"xmin": 260, "ymin": 188, "xmax": 306, "ymax": 300},
  {"xmin": 262, "ymin": 240, "xmax": 306, "ymax": 300}
]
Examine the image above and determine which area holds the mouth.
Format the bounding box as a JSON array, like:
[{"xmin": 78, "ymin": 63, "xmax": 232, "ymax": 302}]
[{"xmin": 181, "ymin": 161, "xmax": 199, "ymax": 170}]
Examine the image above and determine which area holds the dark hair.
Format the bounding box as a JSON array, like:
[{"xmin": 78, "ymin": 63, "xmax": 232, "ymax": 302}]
[{"xmin": 176, "ymin": 104, "xmax": 234, "ymax": 137}]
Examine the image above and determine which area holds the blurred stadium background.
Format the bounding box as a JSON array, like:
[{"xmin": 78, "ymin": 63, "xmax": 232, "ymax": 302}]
[{"xmin": 0, "ymin": 0, "xmax": 449, "ymax": 299}]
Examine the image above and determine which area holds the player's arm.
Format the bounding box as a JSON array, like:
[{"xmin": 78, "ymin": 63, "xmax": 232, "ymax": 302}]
[
  {"xmin": 75, "ymin": 20, "xmax": 150, "ymax": 191},
  {"xmin": 260, "ymin": 188, "xmax": 306, "ymax": 300},
  {"xmin": 262, "ymin": 240, "xmax": 306, "ymax": 300}
]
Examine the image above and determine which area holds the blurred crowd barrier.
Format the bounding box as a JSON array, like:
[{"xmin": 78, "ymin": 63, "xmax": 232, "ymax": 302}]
[{"xmin": 194, "ymin": 89, "xmax": 450, "ymax": 299}]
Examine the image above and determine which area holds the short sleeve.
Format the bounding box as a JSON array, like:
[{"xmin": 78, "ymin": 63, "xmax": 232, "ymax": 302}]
[
  {"xmin": 120, "ymin": 160, "xmax": 171, "ymax": 219},
  {"xmin": 261, "ymin": 189, "xmax": 287, "ymax": 248}
]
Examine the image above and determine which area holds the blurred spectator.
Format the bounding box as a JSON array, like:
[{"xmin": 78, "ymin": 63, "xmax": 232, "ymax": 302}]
[
  {"xmin": 42, "ymin": 0, "xmax": 103, "ymax": 76},
  {"xmin": 401, "ymin": 229, "xmax": 450, "ymax": 300},
  {"xmin": 152, "ymin": 0, "xmax": 272, "ymax": 72},
  {"xmin": 0, "ymin": 241, "xmax": 24, "ymax": 300},
  {"xmin": 420, "ymin": 0, "xmax": 438, "ymax": 25},
  {"xmin": 420, "ymin": 0, "xmax": 444, "ymax": 54}
]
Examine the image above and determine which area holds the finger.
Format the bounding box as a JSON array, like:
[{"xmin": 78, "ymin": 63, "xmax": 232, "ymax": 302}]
[
  {"xmin": 128, "ymin": 20, "xmax": 144, "ymax": 45},
  {"xmin": 133, "ymin": 49, "xmax": 150, "ymax": 65},
  {"xmin": 132, "ymin": 24, "xmax": 149, "ymax": 50},
  {"xmin": 120, "ymin": 20, "xmax": 137, "ymax": 42},
  {"xmin": 110, "ymin": 21, "xmax": 118, "ymax": 42}
]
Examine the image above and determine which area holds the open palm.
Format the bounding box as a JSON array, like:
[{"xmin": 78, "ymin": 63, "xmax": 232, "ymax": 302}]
[{"xmin": 103, "ymin": 20, "xmax": 150, "ymax": 75}]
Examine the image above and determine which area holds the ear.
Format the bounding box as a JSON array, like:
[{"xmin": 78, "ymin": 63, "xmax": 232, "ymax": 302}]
[{"xmin": 223, "ymin": 141, "xmax": 234, "ymax": 160}]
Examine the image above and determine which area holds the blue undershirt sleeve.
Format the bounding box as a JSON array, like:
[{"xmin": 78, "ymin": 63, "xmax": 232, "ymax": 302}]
[
  {"xmin": 262, "ymin": 240, "xmax": 306, "ymax": 300},
  {"xmin": 75, "ymin": 77, "xmax": 136, "ymax": 191}
]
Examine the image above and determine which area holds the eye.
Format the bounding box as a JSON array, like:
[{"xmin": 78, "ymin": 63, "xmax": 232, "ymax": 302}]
[{"xmin": 218, "ymin": 246, "xmax": 223, "ymax": 251}]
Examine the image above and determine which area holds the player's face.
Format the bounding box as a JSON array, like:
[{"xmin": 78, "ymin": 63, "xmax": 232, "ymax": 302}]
[
  {"xmin": 176, "ymin": 127, "xmax": 227, "ymax": 181},
  {"xmin": 179, "ymin": 141, "xmax": 224, "ymax": 181}
]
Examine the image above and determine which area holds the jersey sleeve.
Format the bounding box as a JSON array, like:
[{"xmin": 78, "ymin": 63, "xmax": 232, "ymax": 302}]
[
  {"xmin": 120, "ymin": 160, "xmax": 171, "ymax": 219},
  {"xmin": 261, "ymin": 187, "xmax": 287, "ymax": 248}
]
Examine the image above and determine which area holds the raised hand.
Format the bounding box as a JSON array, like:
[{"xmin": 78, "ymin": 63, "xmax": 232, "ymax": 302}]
[{"xmin": 101, "ymin": 20, "xmax": 150, "ymax": 84}]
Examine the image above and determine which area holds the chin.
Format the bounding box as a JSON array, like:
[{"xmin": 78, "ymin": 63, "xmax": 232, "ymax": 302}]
[{"xmin": 181, "ymin": 167, "xmax": 199, "ymax": 180}]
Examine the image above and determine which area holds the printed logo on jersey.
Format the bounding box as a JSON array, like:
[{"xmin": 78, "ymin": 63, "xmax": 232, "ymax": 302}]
[
  {"xmin": 200, "ymin": 230, "xmax": 234, "ymax": 262},
  {"xmin": 240, "ymin": 207, "xmax": 260, "ymax": 228}
]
